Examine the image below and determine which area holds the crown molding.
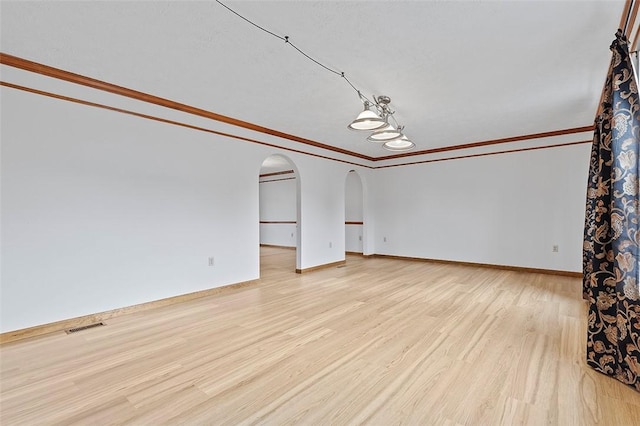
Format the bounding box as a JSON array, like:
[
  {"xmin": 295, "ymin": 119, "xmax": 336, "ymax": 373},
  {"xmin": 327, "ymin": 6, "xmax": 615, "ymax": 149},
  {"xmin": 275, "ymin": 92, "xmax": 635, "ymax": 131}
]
[
  {"xmin": 0, "ymin": 52, "xmax": 373, "ymax": 161},
  {"xmin": 2, "ymin": 79, "xmax": 592, "ymax": 173},
  {"xmin": 1, "ymin": 52, "xmax": 595, "ymax": 165},
  {"xmin": 0, "ymin": 81, "xmax": 372, "ymax": 169}
]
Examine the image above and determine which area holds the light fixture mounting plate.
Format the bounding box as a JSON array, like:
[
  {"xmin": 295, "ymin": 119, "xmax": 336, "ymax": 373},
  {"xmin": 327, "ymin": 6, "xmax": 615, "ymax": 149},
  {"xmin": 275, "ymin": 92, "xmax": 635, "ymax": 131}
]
[{"xmin": 376, "ymin": 95, "xmax": 391, "ymax": 105}]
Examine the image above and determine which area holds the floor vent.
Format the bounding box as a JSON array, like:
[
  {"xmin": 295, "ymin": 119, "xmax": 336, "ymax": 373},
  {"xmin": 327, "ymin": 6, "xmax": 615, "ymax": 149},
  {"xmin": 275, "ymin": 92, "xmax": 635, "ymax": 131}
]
[{"xmin": 66, "ymin": 322, "xmax": 105, "ymax": 334}]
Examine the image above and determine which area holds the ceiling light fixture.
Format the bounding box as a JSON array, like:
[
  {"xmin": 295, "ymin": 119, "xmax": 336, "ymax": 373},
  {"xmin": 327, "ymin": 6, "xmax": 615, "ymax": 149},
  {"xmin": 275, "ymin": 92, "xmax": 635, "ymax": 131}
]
[
  {"xmin": 217, "ymin": 0, "xmax": 416, "ymax": 152},
  {"xmin": 383, "ymin": 135, "xmax": 416, "ymax": 152},
  {"xmin": 367, "ymin": 123, "xmax": 403, "ymax": 142},
  {"xmin": 349, "ymin": 95, "xmax": 413, "ymax": 150},
  {"xmin": 347, "ymin": 102, "xmax": 386, "ymax": 131}
]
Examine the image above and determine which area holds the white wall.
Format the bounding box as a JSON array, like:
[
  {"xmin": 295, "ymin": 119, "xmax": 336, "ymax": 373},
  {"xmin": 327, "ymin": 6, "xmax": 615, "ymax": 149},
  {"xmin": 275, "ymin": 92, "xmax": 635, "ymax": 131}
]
[
  {"xmin": 294, "ymin": 155, "xmax": 350, "ymax": 269},
  {"xmin": 0, "ymin": 86, "xmax": 357, "ymax": 332},
  {"xmin": 0, "ymin": 71, "xmax": 589, "ymax": 334},
  {"xmin": 345, "ymin": 171, "xmax": 363, "ymax": 253},
  {"xmin": 259, "ymin": 223, "xmax": 297, "ymax": 247},
  {"xmin": 371, "ymin": 144, "xmax": 591, "ymax": 272},
  {"xmin": 345, "ymin": 226, "xmax": 363, "ymax": 253},
  {"xmin": 259, "ymin": 176, "xmax": 297, "ymax": 247}
]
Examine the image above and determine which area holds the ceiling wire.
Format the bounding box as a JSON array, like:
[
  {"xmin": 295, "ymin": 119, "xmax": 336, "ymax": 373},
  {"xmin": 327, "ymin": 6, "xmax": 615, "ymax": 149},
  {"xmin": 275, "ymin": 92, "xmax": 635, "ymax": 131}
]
[
  {"xmin": 214, "ymin": 0, "xmax": 393, "ymax": 123},
  {"xmin": 215, "ymin": 0, "xmax": 286, "ymax": 42}
]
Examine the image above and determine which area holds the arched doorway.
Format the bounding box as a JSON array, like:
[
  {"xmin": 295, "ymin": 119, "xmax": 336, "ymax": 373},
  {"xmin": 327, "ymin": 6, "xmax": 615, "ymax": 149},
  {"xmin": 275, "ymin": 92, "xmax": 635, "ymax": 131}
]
[
  {"xmin": 345, "ymin": 170, "xmax": 364, "ymax": 255},
  {"xmin": 258, "ymin": 154, "xmax": 301, "ymax": 274}
]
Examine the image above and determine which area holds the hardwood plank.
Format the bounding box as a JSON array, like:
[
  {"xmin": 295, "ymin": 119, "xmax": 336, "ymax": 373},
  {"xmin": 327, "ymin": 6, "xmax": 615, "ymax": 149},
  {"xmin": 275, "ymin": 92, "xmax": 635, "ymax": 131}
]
[{"xmin": 0, "ymin": 246, "xmax": 638, "ymax": 424}]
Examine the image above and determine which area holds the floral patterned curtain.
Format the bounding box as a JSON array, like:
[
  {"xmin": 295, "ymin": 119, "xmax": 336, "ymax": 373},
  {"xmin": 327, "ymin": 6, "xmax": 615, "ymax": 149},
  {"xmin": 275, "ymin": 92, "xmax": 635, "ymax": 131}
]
[{"xmin": 583, "ymin": 30, "xmax": 640, "ymax": 392}]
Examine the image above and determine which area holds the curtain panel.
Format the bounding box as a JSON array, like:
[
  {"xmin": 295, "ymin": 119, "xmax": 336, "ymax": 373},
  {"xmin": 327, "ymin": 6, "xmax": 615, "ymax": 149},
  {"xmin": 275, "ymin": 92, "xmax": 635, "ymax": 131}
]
[{"xmin": 583, "ymin": 30, "xmax": 640, "ymax": 391}]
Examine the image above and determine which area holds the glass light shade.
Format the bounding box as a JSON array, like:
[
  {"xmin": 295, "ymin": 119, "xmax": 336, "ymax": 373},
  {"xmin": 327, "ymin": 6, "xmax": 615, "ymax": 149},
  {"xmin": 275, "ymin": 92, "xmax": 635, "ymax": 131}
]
[
  {"xmin": 347, "ymin": 109, "xmax": 386, "ymax": 131},
  {"xmin": 383, "ymin": 136, "xmax": 415, "ymax": 151},
  {"xmin": 367, "ymin": 123, "xmax": 402, "ymax": 142}
]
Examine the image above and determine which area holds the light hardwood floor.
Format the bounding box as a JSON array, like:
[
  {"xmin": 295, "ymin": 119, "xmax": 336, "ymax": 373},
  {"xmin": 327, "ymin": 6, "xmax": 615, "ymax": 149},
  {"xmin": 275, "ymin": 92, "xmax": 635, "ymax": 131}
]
[{"xmin": 1, "ymin": 247, "xmax": 639, "ymax": 425}]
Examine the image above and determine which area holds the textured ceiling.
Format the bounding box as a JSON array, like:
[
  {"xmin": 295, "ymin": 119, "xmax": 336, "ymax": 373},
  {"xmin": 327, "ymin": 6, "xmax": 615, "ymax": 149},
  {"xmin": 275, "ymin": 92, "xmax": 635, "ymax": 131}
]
[{"xmin": 0, "ymin": 0, "xmax": 626, "ymax": 158}]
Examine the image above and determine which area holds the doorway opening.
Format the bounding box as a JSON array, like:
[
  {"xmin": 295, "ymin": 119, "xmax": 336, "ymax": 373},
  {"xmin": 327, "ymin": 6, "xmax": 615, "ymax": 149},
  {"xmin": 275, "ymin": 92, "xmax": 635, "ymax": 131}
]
[
  {"xmin": 345, "ymin": 170, "xmax": 364, "ymax": 256},
  {"xmin": 259, "ymin": 155, "xmax": 301, "ymax": 275}
]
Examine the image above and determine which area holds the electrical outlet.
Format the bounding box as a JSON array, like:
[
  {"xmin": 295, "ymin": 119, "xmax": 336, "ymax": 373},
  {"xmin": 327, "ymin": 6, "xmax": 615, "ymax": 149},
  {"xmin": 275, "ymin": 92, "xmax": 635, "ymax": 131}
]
[
  {"xmin": 208, "ymin": 256, "xmax": 215, "ymax": 266},
  {"xmin": 359, "ymin": 235, "xmax": 362, "ymax": 241},
  {"xmin": 552, "ymin": 245, "xmax": 559, "ymax": 253},
  {"xmin": 383, "ymin": 237, "xmax": 387, "ymax": 242}
]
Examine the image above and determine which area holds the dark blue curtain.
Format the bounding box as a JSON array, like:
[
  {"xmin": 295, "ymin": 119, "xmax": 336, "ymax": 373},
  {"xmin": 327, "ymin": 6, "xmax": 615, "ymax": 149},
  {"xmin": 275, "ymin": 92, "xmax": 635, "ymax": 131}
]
[
  {"xmin": 583, "ymin": 30, "xmax": 640, "ymax": 392},
  {"xmin": 583, "ymin": 30, "xmax": 640, "ymax": 391}
]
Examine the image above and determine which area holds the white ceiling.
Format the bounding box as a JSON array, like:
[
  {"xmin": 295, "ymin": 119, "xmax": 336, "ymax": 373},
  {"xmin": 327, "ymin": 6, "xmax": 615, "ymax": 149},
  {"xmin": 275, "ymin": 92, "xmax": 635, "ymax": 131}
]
[{"xmin": 0, "ymin": 0, "xmax": 625, "ymax": 159}]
